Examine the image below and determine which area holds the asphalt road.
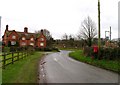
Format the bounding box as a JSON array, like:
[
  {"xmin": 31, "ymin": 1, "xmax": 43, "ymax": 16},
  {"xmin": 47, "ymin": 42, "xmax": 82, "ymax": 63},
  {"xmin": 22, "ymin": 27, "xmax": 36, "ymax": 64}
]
[{"xmin": 38, "ymin": 50, "xmax": 119, "ymax": 83}]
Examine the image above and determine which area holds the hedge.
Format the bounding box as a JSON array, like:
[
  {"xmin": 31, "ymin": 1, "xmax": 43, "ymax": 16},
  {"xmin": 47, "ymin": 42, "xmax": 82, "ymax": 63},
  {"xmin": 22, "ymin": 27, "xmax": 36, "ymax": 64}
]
[{"xmin": 83, "ymin": 47, "xmax": 120, "ymax": 60}]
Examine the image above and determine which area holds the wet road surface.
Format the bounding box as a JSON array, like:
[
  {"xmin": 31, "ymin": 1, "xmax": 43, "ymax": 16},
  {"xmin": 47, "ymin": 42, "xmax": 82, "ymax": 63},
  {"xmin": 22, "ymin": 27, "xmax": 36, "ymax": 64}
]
[{"xmin": 38, "ymin": 51, "xmax": 119, "ymax": 83}]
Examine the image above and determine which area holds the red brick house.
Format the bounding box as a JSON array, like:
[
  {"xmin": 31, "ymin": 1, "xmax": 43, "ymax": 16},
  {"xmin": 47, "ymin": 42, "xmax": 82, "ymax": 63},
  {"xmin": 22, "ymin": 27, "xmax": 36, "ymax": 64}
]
[{"xmin": 2, "ymin": 25, "xmax": 46, "ymax": 48}]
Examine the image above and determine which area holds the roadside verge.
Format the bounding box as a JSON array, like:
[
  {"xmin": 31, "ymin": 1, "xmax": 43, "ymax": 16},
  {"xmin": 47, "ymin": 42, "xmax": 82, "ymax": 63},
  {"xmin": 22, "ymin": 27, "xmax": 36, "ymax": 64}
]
[
  {"xmin": 2, "ymin": 52, "xmax": 43, "ymax": 83},
  {"xmin": 69, "ymin": 50, "xmax": 119, "ymax": 73}
]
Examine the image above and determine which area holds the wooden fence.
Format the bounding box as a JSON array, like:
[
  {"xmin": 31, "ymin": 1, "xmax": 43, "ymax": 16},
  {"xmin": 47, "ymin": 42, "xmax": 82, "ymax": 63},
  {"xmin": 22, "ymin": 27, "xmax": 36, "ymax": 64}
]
[{"xmin": 0, "ymin": 51, "xmax": 32, "ymax": 69}]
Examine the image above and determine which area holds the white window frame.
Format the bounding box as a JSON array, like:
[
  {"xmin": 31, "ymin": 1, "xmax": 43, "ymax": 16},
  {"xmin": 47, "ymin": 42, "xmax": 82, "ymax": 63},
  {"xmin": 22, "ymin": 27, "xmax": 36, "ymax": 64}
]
[
  {"xmin": 22, "ymin": 37, "xmax": 25, "ymax": 40},
  {"xmin": 11, "ymin": 41, "xmax": 16, "ymax": 45},
  {"xmin": 12, "ymin": 35, "xmax": 16, "ymax": 39},
  {"xmin": 31, "ymin": 38, "xmax": 34, "ymax": 41},
  {"xmin": 41, "ymin": 38, "xmax": 44, "ymax": 41},
  {"xmin": 40, "ymin": 43, "xmax": 44, "ymax": 46},
  {"xmin": 30, "ymin": 43, "xmax": 34, "ymax": 46}
]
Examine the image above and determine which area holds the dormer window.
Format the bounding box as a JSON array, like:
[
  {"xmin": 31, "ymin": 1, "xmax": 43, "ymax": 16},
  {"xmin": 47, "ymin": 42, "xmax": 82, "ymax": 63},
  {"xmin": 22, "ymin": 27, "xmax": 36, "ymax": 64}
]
[
  {"xmin": 31, "ymin": 38, "xmax": 34, "ymax": 41},
  {"xmin": 12, "ymin": 35, "xmax": 16, "ymax": 39},
  {"xmin": 41, "ymin": 38, "xmax": 44, "ymax": 41},
  {"xmin": 22, "ymin": 37, "xmax": 25, "ymax": 40}
]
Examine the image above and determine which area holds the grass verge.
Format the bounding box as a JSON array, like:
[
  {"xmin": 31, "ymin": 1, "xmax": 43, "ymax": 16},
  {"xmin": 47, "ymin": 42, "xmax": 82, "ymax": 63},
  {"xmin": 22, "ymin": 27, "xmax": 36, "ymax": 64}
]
[
  {"xmin": 59, "ymin": 48, "xmax": 81, "ymax": 51},
  {"xmin": 69, "ymin": 50, "xmax": 119, "ymax": 73},
  {"xmin": 2, "ymin": 52, "xmax": 43, "ymax": 83}
]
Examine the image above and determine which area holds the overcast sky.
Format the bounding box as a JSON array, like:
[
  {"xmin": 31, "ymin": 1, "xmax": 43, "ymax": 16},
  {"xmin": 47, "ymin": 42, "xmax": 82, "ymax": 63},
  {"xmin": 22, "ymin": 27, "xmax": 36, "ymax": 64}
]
[{"xmin": 0, "ymin": 0, "xmax": 119, "ymax": 39}]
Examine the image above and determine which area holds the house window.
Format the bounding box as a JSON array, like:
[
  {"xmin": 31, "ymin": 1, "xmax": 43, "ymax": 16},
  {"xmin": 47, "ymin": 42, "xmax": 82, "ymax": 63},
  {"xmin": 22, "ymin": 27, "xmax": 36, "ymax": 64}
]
[
  {"xmin": 22, "ymin": 37, "xmax": 25, "ymax": 40},
  {"xmin": 11, "ymin": 41, "xmax": 16, "ymax": 45},
  {"xmin": 31, "ymin": 38, "xmax": 34, "ymax": 41},
  {"xmin": 40, "ymin": 43, "xmax": 44, "ymax": 46},
  {"xmin": 12, "ymin": 35, "xmax": 16, "ymax": 39},
  {"xmin": 22, "ymin": 42, "xmax": 26, "ymax": 46},
  {"xmin": 41, "ymin": 38, "xmax": 44, "ymax": 41},
  {"xmin": 30, "ymin": 43, "xmax": 34, "ymax": 46}
]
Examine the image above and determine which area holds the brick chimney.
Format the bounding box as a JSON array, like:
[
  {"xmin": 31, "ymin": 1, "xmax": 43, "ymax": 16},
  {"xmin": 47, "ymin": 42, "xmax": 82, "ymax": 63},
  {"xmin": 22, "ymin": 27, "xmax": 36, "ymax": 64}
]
[
  {"xmin": 6, "ymin": 25, "xmax": 8, "ymax": 31},
  {"xmin": 41, "ymin": 29, "xmax": 43, "ymax": 34},
  {"xmin": 24, "ymin": 27, "xmax": 28, "ymax": 33}
]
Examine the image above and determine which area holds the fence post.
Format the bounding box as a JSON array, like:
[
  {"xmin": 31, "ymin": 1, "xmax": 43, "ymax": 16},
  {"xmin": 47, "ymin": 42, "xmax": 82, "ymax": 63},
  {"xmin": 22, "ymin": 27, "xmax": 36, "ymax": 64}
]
[
  {"xmin": 3, "ymin": 52, "xmax": 6, "ymax": 69},
  {"xmin": 26, "ymin": 50, "xmax": 27, "ymax": 57},
  {"xmin": 26, "ymin": 51, "xmax": 27, "ymax": 57},
  {"xmin": 26, "ymin": 50, "xmax": 28, "ymax": 57},
  {"xmin": 22, "ymin": 51, "xmax": 24, "ymax": 59},
  {"xmin": 21, "ymin": 51, "xmax": 23, "ymax": 59},
  {"xmin": 25, "ymin": 51, "xmax": 26, "ymax": 57},
  {"xmin": 12, "ymin": 52, "xmax": 14, "ymax": 64},
  {"xmin": 27, "ymin": 50, "xmax": 29, "ymax": 56},
  {"xmin": 24, "ymin": 51, "xmax": 25, "ymax": 58},
  {"xmin": 17, "ymin": 52, "xmax": 19, "ymax": 61}
]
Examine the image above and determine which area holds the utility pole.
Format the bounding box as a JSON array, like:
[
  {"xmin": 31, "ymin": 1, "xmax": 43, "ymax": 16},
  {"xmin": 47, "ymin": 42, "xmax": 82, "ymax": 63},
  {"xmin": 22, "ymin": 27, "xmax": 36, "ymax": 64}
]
[
  {"xmin": 0, "ymin": 16, "xmax": 1, "ymax": 85},
  {"xmin": 0, "ymin": 16, "xmax": 2, "ymax": 41},
  {"xmin": 98, "ymin": 0, "xmax": 101, "ymax": 59},
  {"xmin": 98, "ymin": 0, "xmax": 101, "ymax": 49},
  {"xmin": 110, "ymin": 26, "xmax": 111, "ymax": 41}
]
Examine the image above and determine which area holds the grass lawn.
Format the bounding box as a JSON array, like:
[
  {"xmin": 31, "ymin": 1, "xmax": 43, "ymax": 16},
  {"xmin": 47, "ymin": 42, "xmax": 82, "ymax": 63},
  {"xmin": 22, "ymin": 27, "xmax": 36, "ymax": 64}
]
[
  {"xmin": 69, "ymin": 50, "xmax": 119, "ymax": 73},
  {"xmin": 60, "ymin": 48, "xmax": 81, "ymax": 51},
  {"xmin": 2, "ymin": 52, "xmax": 43, "ymax": 83}
]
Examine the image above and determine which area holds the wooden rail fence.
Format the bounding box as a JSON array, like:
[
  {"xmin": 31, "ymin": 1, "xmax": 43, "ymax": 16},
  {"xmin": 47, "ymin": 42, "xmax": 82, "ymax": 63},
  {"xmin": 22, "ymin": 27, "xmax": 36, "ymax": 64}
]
[{"xmin": 0, "ymin": 51, "xmax": 32, "ymax": 69}]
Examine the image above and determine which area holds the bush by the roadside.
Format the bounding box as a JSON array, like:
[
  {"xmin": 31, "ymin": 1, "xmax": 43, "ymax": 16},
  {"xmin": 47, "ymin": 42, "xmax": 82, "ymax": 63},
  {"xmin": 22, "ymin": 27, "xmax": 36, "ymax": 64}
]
[
  {"xmin": 83, "ymin": 47, "xmax": 120, "ymax": 60},
  {"xmin": 2, "ymin": 47, "xmax": 10, "ymax": 52},
  {"xmin": 83, "ymin": 47, "xmax": 93, "ymax": 57},
  {"xmin": 52, "ymin": 47, "xmax": 60, "ymax": 52}
]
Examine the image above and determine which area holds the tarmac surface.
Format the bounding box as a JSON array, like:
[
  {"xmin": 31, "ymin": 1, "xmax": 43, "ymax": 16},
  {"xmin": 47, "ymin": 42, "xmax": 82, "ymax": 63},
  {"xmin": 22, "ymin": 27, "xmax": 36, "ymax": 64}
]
[{"xmin": 38, "ymin": 50, "xmax": 119, "ymax": 83}]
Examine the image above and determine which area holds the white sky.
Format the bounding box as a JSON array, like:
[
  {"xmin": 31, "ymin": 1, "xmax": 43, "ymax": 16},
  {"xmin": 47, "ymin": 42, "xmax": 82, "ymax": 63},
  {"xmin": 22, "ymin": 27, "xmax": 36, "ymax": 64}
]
[{"xmin": 0, "ymin": 0, "xmax": 119, "ymax": 39}]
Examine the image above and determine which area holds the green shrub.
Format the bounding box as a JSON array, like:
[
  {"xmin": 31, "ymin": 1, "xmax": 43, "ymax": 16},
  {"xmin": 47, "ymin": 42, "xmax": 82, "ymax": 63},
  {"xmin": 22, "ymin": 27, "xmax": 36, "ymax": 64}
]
[
  {"xmin": 2, "ymin": 47, "xmax": 10, "ymax": 52},
  {"xmin": 7, "ymin": 41, "xmax": 11, "ymax": 47},
  {"xmin": 83, "ymin": 47, "xmax": 120, "ymax": 60},
  {"xmin": 52, "ymin": 47, "xmax": 60, "ymax": 52},
  {"xmin": 83, "ymin": 47, "xmax": 93, "ymax": 57}
]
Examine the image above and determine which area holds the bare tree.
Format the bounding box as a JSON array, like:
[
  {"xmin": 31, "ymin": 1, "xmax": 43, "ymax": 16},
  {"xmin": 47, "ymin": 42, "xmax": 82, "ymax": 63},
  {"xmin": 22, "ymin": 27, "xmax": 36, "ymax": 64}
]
[
  {"xmin": 79, "ymin": 16, "xmax": 97, "ymax": 47},
  {"xmin": 76, "ymin": 34, "xmax": 81, "ymax": 40},
  {"xmin": 43, "ymin": 29, "xmax": 52, "ymax": 40},
  {"xmin": 62, "ymin": 33, "xmax": 68, "ymax": 40}
]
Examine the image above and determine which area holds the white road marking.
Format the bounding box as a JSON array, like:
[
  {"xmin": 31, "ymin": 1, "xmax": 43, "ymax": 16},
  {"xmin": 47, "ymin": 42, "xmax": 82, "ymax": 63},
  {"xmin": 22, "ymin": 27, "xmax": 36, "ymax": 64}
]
[
  {"xmin": 41, "ymin": 68, "xmax": 43, "ymax": 71},
  {"xmin": 53, "ymin": 57, "xmax": 66, "ymax": 67},
  {"xmin": 43, "ymin": 75, "xmax": 45, "ymax": 77},
  {"xmin": 54, "ymin": 58, "xmax": 58, "ymax": 62}
]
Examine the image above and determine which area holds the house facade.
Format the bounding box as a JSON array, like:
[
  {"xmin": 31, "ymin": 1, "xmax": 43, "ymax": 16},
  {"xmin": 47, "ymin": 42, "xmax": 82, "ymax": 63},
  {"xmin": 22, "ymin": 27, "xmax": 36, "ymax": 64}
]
[{"xmin": 2, "ymin": 25, "xmax": 46, "ymax": 48}]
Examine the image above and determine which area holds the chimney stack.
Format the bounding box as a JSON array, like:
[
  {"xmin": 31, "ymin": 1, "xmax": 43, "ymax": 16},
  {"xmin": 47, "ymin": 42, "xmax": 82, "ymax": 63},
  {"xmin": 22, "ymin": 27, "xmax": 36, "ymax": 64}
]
[
  {"xmin": 24, "ymin": 27, "xmax": 28, "ymax": 33},
  {"xmin": 6, "ymin": 25, "xmax": 8, "ymax": 31},
  {"xmin": 41, "ymin": 29, "xmax": 43, "ymax": 34}
]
